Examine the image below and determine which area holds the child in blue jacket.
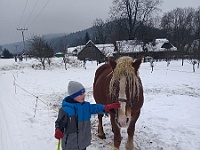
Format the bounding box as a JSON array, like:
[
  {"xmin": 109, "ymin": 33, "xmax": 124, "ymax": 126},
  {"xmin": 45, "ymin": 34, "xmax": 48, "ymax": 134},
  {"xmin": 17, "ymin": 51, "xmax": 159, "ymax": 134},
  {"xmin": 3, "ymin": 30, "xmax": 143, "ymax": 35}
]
[{"xmin": 54, "ymin": 81, "xmax": 120, "ymax": 150}]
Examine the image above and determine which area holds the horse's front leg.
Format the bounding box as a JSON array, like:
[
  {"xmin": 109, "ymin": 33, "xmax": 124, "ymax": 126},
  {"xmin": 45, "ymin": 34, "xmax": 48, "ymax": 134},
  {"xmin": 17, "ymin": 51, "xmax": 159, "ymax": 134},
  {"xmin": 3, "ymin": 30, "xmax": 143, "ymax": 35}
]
[
  {"xmin": 126, "ymin": 122, "xmax": 134, "ymax": 150},
  {"xmin": 110, "ymin": 113, "xmax": 121, "ymax": 149},
  {"xmin": 126, "ymin": 111, "xmax": 140, "ymax": 150},
  {"xmin": 98, "ymin": 114, "xmax": 106, "ymax": 139}
]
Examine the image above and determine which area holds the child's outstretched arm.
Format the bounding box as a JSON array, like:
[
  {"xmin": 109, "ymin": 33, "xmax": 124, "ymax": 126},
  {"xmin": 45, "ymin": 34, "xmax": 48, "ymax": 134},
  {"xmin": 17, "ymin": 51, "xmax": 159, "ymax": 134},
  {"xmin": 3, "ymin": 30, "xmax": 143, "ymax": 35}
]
[{"xmin": 90, "ymin": 102, "xmax": 120, "ymax": 114}]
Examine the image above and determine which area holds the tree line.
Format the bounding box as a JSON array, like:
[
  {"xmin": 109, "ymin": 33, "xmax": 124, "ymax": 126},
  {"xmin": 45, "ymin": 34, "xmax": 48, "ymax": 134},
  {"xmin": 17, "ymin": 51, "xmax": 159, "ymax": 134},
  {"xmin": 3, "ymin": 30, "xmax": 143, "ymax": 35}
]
[
  {"xmin": 92, "ymin": 1, "xmax": 200, "ymax": 60},
  {"xmin": 67, "ymin": 1, "xmax": 199, "ymax": 61},
  {"xmin": 1, "ymin": 0, "xmax": 199, "ymax": 70}
]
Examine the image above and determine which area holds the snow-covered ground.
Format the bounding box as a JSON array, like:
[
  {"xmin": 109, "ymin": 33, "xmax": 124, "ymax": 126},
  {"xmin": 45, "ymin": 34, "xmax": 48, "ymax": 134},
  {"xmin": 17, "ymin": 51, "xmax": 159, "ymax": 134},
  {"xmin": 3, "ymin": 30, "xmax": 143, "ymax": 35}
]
[{"xmin": 0, "ymin": 57, "xmax": 200, "ymax": 150}]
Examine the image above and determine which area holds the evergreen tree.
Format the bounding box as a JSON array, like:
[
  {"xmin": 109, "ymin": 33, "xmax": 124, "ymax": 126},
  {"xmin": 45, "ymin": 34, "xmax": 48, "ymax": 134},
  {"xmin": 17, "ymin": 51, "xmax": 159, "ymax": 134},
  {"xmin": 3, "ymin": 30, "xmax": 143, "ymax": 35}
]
[
  {"xmin": 84, "ymin": 32, "xmax": 91, "ymax": 44},
  {"xmin": 2, "ymin": 49, "xmax": 13, "ymax": 58}
]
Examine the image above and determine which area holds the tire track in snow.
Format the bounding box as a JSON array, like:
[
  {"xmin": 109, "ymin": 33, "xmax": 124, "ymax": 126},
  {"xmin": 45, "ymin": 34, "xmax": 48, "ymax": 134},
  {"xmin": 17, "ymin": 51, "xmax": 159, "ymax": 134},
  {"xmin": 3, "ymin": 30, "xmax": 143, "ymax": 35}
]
[{"xmin": 0, "ymin": 73, "xmax": 24, "ymax": 150}]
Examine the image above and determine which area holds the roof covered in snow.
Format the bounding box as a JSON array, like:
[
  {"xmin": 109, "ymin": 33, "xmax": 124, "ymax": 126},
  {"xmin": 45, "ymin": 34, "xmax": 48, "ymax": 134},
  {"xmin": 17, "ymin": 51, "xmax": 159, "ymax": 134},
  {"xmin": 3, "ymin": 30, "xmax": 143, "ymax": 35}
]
[
  {"xmin": 67, "ymin": 38, "xmax": 177, "ymax": 56},
  {"xmin": 94, "ymin": 43, "xmax": 115, "ymax": 57},
  {"xmin": 116, "ymin": 39, "xmax": 177, "ymax": 53}
]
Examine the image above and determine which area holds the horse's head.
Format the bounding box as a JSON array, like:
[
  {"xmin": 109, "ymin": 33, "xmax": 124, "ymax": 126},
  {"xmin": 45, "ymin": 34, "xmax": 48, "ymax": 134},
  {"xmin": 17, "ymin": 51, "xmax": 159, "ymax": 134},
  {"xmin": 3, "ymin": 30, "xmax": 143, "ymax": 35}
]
[{"xmin": 108, "ymin": 56, "xmax": 143, "ymax": 128}]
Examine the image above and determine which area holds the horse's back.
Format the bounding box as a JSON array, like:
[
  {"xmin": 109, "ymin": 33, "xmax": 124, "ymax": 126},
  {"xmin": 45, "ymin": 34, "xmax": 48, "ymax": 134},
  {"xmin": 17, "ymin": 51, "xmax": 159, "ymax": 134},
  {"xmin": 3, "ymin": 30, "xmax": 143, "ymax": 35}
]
[{"xmin": 93, "ymin": 64, "xmax": 112, "ymax": 105}]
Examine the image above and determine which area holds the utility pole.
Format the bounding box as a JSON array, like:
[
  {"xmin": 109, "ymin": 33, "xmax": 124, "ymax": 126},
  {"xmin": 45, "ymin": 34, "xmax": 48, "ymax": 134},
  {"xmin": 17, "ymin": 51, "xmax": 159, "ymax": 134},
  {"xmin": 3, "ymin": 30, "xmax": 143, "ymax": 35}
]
[
  {"xmin": 17, "ymin": 28, "xmax": 28, "ymax": 60},
  {"xmin": 14, "ymin": 44, "xmax": 19, "ymax": 57}
]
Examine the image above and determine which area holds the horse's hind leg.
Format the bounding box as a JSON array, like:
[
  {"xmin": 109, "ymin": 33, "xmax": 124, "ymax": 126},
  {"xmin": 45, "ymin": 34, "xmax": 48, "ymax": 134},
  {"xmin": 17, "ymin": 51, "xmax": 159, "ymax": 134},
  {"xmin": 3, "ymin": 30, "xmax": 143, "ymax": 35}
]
[{"xmin": 97, "ymin": 114, "xmax": 106, "ymax": 139}]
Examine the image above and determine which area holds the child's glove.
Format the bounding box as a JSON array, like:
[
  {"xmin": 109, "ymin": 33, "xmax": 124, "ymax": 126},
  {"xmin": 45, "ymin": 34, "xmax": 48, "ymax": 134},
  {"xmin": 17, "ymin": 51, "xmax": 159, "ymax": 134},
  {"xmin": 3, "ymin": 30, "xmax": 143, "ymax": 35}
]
[
  {"xmin": 54, "ymin": 128, "xmax": 64, "ymax": 140},
  {"xmin": 104, "ymin": 102, "xmax": 121, "ymax": 112}
]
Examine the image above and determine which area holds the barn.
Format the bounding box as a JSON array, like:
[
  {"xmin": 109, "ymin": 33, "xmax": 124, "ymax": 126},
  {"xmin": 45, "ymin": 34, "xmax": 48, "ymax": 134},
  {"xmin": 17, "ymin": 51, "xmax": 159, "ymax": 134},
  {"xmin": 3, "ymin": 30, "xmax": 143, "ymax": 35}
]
[{"xmin": 77, "ymin": 40, "xmax": 106, "ymax": 63}]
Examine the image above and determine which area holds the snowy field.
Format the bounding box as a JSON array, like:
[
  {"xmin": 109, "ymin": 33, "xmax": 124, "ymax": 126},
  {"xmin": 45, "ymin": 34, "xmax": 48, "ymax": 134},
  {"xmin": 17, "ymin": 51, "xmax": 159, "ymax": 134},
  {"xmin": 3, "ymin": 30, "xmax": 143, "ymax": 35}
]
[{"xmin": 0, "ymin": 57, "xmax": 200, "ymax": 150}]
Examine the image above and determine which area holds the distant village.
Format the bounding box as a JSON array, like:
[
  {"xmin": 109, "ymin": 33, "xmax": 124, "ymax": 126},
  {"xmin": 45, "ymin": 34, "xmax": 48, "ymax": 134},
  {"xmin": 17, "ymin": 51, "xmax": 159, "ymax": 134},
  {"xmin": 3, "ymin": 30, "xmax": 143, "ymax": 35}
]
[
  {"xmin": 1, "ymin": 38, "xmax": 198, "ymax": 65},
  {"xmin": 55, "ymin": 38, "xmax": 177, "ymax": 63}
]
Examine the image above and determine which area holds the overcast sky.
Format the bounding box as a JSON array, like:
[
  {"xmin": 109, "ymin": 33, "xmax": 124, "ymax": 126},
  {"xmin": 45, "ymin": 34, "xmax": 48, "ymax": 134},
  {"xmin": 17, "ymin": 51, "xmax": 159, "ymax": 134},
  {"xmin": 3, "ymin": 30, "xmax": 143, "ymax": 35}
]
[{"xmin": 0, "ymin": 0, "xmax": 200, "ymax": 45}]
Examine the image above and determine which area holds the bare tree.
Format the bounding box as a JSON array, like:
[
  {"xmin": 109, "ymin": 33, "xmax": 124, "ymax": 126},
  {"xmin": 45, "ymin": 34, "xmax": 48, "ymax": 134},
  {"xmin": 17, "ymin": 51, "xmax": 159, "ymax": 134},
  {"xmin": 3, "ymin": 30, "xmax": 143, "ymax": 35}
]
[
  {"xmin": 194, "ymin": 6, "xmax": 200, "ymax": 65},
  {"xmin": 110, "ymin": 0, "xmax": 161, "ymax": 40},
  {"xmin": 93, "ymin": 18, "xmax": 108, "ymax": 44},
  {"xmin": 192, "ymin": 60, "xmax": 197, "ymax": 72},
  {"xmin": 29, "ymin": 35, "xmax": 54, "ymax": 70},
  {"xmin": 0, "ymin": 46, "xmax": 2, "ymax": 58},
  {"xmin": 161, "ymin": 7, "xmax": 196, "ymax": 66},
  {"xmin": 109, "ymin": 17, "xmax": 128, "ymax": 42},
  {"xmin": 63, "ymin": 54, "xmax": 70, "ymax": 70},
  {"xmin": 150, "ymin": 59, "xmax": 154, "ymax": 73}
]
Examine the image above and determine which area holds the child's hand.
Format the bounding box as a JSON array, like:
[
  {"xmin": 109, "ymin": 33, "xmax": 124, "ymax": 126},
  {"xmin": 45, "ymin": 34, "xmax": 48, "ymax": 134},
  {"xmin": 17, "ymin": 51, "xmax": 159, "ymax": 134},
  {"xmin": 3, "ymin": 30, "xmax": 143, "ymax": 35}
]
[
  {"xmin": 55, "ymin": 128, "xmax": 64, "ymax": 140},
  {"xmin": 104, "ymin": 102, "xmax": 121, "ymax": 112}
]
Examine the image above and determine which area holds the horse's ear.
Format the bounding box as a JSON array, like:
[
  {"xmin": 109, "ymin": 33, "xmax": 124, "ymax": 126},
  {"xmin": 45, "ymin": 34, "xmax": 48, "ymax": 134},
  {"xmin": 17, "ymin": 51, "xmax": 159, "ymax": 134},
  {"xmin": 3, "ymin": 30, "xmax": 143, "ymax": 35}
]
[
  {"xmin": 108, "ymin": 57, "xmax": 116, "ymax": 70},
  {"xmin": 132, "ymin": 56, "xmax": 143, "ymax": 73}
]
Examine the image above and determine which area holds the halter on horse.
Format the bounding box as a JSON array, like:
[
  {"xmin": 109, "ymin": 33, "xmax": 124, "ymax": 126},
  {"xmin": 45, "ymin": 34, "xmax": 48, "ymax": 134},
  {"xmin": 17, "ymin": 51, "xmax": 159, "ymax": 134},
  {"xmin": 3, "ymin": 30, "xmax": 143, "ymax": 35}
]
[{"xmin": 93, "ymin": 56, "xmax": 144, "ymax": 150}]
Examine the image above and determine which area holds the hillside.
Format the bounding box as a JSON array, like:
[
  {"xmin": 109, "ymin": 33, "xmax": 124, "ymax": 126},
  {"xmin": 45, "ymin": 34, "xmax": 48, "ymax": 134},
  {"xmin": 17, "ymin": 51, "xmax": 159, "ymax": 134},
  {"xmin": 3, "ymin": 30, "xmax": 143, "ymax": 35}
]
[{"xmin": 1, "ymin": 27, "xmax": 95, "ymax": 54}]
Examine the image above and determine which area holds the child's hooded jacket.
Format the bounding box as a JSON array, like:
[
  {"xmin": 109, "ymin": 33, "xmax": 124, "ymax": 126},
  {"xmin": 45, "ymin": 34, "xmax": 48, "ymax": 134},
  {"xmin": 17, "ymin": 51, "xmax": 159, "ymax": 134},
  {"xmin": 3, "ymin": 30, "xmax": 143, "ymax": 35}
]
[{"xmin": 55, "ymin": 96, "xmax": 105, "ymax": 150}]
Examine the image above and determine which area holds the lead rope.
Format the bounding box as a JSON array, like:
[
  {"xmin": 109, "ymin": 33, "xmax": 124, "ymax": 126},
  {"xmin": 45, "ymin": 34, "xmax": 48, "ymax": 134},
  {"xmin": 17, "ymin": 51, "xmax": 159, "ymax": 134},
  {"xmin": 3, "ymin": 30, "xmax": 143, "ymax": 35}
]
[
  {"xmin": 57, "ymin": 139, "xmax": 61, "ymax": 150},
  {"xmin": 92, "ymin": 133, "xmax": 119, "ymax": 150}
]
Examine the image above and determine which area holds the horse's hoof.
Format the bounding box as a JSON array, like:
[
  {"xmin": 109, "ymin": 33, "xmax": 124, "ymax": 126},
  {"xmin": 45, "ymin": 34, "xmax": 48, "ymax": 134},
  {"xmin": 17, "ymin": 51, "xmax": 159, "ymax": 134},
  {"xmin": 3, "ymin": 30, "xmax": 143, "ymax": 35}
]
[{"xmin": 98, "ymin": 134, "xmax": 106, "ymax": 139}]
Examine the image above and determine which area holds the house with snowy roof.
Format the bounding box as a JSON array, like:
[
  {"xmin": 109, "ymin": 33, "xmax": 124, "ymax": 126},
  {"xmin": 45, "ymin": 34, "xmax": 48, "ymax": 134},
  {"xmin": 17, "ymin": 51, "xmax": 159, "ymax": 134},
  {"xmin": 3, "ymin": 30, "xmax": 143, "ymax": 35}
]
[
  {"xmin": 113, "ymin": 38, "xmax": 177, "ymax": 60},
  {"xmin": 77, "ymin": 40, "xmax": 115, "ymax": 63},
  {"xmin": 67, "ymin": 38, "xmax": 177, "ymax": 62},
  {"xmin": 66, "ymin": 45, "xmax": 85, "ymax": 56}
]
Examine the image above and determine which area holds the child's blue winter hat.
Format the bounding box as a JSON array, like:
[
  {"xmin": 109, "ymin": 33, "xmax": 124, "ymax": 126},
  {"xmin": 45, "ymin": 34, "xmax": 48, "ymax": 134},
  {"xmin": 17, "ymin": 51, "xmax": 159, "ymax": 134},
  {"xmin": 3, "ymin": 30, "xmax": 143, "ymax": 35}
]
[{"xmin": 68, "ymin": 81, "xmax": 85, "ymax": 99}]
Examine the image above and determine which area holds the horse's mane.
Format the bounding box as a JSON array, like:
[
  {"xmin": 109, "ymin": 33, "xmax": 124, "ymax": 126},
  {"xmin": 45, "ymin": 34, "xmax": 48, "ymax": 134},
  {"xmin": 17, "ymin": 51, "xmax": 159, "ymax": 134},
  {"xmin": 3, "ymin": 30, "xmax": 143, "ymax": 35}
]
[{"xmin": 109, "ymin": 56, "xmax": 140, "ymax": 101}]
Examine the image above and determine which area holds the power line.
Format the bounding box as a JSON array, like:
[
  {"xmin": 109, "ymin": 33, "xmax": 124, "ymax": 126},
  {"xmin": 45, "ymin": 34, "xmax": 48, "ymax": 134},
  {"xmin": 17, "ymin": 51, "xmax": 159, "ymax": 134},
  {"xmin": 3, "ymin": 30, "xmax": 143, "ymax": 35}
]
[
  {"xmin": 17, "ymin": 0, "xmax": 51, "ymax": 29},
  {"xmin": 27, "ymin": 0, "xmax": 51, "ymax": 28},
  {"xmin": 15, "ymin": 0, "xmax": 51, "ymax": 44},
  {"xmin": 18, "ymin": 0, "xmax": 29, "ymax": 27},
  {"xmin": 24, "ymin": 0, "xmax": 39, "ymax": 27}
]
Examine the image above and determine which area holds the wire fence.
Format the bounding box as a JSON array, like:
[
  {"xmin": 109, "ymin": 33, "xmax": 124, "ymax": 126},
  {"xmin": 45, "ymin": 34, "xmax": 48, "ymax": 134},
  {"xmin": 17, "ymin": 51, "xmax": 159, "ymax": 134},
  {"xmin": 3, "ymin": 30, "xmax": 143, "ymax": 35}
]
[
  {"xmin": 12, "ymin": 73, "xmax": 118, "ymax": 150},
  {"xmin": 11, "ymin": 63, "xmax": 199, "ymax": 150}
]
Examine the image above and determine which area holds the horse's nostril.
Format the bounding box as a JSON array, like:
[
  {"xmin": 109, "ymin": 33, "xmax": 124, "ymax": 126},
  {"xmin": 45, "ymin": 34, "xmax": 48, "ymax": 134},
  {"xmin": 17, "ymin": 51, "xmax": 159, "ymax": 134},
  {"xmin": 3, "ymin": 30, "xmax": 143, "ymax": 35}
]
[
  {"xmin": 126, "ymin": 118, "xmax": 129, "ymax": 123},
  {"xmin": 115, "ymin": 119, "xmax": 122, "ymax": 127},
  {"xmin": 115, "ymin": 119, "xmax": 118, "ymax": 124}
]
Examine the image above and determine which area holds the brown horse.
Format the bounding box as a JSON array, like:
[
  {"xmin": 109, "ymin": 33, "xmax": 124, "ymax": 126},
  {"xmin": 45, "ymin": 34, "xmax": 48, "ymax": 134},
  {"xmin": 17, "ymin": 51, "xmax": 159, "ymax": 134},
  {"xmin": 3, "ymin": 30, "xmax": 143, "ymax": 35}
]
[{"xmin": 93, "ymin": 56, "xmax": 144, "ymax": 150}]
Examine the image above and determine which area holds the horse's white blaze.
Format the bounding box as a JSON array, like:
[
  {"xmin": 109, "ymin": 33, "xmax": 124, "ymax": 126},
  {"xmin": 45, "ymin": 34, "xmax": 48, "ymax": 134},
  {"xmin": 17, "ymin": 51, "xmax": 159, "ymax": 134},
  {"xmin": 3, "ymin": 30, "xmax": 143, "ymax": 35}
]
[
  {"xmin": 117, "ymin": 76, "xmax": 129, "ymax": 127},
  {"xmin": 118, "ymin": 76, "xmax": 126, "ymax": 99},
  {"xmin": 118, "ymin": 101, "xmax": 127, "ymax": 127}
]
